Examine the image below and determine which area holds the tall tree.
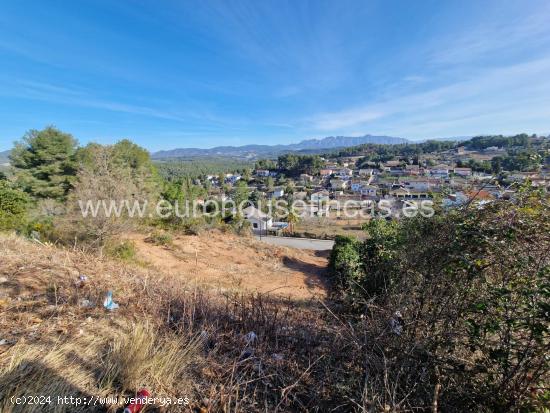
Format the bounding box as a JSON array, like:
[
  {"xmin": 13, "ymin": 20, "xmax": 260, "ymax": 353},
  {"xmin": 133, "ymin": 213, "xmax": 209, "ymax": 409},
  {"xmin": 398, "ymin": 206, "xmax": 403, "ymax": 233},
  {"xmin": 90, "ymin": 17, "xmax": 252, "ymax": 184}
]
[
  {"xmin": 10, "ymin": 126, "xmax": 78, "ymax": 199},
  {"xmin": 232, "ymin": 180, "xmax": 250, "ymax": 207}
]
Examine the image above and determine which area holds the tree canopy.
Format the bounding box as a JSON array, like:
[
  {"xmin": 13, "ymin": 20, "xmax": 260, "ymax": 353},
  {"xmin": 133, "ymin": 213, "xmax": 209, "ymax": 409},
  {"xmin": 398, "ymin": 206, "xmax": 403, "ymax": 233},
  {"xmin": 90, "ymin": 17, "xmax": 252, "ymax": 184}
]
[{"xmin": 10, "ymin": 126, "xmax": 78, "ymax": 199}]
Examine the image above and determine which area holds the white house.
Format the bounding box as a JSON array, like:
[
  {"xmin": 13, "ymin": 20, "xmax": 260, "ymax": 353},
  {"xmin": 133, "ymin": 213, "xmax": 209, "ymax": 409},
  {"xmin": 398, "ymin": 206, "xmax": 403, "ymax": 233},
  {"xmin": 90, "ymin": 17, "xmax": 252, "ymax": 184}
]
[
  {"xmin": 453, "ymin": 167, "xmax": 472, "ymax": 177},
  {"xmin": 311, "ymin": 190, "xmax": 330, "ymax": 204},
  {"xmin": 403, "ymin": 179, "xmax": 432, "ymax": 191},
  {"xmin": 429, "ymin": 164, "xmax": 450, "ymax": 178},
  {"xmin": 242, "ymin": 205, "xmax": 273, "ymax": 232},
  {"xmin": 268, "ymin": 187, "xmax": 285, "ymax": 198},
  {"xmin": 335, "ymin": 168, "xmax": 353, "ymax": 178},
  {"xmin": 360, "ymin": 185, "xmax": 378, "ymax": 197},
  {"xmin": 255, "ymin": 169, "xmax": 270, "ymax": 177},
  {"xmin": 359, "ymin": 168, "xmax": 374, "ymax": 176}
]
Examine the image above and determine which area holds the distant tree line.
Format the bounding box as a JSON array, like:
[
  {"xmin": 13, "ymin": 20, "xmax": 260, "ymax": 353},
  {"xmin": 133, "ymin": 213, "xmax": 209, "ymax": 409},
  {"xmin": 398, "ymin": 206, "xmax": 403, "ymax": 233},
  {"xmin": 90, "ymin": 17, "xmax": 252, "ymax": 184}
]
[
  {"xmin": 276, "ymin": 154, "xmax": 324, "ymax": 176},
  {"xmin": 155, "ymin": 158, "xmax": 254, "ymax": 180}
]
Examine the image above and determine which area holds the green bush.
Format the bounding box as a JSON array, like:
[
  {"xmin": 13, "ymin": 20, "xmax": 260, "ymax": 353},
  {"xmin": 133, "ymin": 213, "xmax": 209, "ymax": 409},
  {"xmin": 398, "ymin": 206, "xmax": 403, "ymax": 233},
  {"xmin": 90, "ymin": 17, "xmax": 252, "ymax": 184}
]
[
  {"xmin": 105, "ymin": 240, "xmax": 137, "ymax": 260},
  {"xmin": 0, "ymin": 181, "xmax": 29, "ymax": 230},
  {"xmin": 147, "ymin": 230, "xmax": 173, "ymax": 246},
  {"xmin": 328, "ymin": 189, "xmax": 550, "ymax": 410},
  {"xmin": 328, "ymin": 235, "xmax": 362, "ymax": 303}
]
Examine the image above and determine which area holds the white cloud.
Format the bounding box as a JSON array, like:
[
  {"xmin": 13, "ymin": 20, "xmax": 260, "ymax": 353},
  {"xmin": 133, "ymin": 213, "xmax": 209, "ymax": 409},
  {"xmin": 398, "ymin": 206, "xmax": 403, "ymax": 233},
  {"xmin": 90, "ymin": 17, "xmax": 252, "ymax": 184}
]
[{"xmin": 307, "ymin": 56, "xmax": 550, "ymax": 137}]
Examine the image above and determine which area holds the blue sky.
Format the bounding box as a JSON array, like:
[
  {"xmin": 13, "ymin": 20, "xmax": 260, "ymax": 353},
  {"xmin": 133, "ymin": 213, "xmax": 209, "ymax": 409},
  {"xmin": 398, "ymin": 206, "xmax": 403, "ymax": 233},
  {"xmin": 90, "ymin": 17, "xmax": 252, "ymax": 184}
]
[{"xmin": 1, "ymin": 0, "xmax": 550, "ymax": 151}]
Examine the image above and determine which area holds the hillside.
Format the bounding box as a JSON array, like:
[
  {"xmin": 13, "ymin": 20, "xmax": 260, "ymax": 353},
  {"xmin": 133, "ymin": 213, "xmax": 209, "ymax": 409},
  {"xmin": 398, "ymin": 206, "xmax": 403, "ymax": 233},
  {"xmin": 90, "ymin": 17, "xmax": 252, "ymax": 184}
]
[
  {"xmin": 151, "ymin": 134, "xmax": 408, "ymax": 159},
  {"xmin": 0, "ymin": 231, "xmax": 347, "ymax": 412}
]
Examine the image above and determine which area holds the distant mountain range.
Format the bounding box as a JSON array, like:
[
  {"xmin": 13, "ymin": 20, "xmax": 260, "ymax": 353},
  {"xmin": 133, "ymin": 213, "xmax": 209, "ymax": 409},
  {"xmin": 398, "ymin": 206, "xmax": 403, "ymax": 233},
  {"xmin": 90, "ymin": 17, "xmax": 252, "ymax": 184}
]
[
  {"xmin": 152, "ymin": 134, "xmax": 409, "ymax": 159},
  {"xmin": 0, "ymin": 134, "xmax": 473, "ymax": 164}
]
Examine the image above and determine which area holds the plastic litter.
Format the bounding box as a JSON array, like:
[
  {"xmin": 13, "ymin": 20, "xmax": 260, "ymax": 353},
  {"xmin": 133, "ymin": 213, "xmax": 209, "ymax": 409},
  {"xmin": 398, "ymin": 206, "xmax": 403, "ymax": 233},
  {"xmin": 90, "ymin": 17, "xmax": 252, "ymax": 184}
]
[
  {"xmin": 123, "ymin": 388, "xmax": 150, "ymax": 413},
  {"xmin": 389, "ymin": 311, "xmax": 404, "ymax": 336},
  {"xmin": 103, "ymin": 291, "xmax": 119, "ymax": 310},
  {"xmin": 243, "ymin": 331, "xmax": 257, "ymax": 346},
  {"xmin": 0, "ymin": 339, "xmax": 8, "ymax": 346},
  {"xmin": 79, "ymin": 299, "xmax": 94, "ymax": 308},
  {"xmin": 76, "ymin": 274, "xmax": 88, "ymax": 287},
  {"xmin": 239, "ymin": 348, "xmax": 254, "ymax": 360},
  {"xmin": 272, "ymin": 353, "xmax": 284, "ymax": 361}
]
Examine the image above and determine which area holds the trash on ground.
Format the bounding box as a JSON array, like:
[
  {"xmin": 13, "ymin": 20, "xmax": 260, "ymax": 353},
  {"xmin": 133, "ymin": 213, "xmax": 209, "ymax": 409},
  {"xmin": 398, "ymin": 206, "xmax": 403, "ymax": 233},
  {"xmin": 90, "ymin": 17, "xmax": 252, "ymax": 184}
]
[
  {"xmin": 79, "ymin": 298, "xmax": 94, "ymax": 308},
  {"xmin": 0, "ymin": 339, "xmax": 8, "ymax": 346},
  {"xmin": 239, "ymin": 348, "xmax": 254, "ymax": 360},
  {"xmin": 123, "ymin": 388, "xmax": 150, "ymax": 413},
  {"xmin": 103, "ymin": 291, "xmax": 119, "ymax": 310},
  {"xmin": 243, "ymin": 331, "xmax": 257, "ymax": 346},
  {"xmin": 272, "ymin": 353, "xmax": 284, "ymax": 361},
  {"xmin": 389, "ymin": 311, "xmax": 404, "ymax": 336},
  {"xmin": 75, "ymin": 274, "xmax": 88, "ymax": 287}
]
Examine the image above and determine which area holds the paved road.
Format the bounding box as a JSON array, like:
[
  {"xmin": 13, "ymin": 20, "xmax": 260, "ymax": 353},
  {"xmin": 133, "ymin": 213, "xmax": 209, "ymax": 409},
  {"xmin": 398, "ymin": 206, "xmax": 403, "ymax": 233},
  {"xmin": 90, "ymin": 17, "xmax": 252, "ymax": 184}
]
[{"xmin": 255, "ymin": 235, "xmax": 334, "ymax": 251}]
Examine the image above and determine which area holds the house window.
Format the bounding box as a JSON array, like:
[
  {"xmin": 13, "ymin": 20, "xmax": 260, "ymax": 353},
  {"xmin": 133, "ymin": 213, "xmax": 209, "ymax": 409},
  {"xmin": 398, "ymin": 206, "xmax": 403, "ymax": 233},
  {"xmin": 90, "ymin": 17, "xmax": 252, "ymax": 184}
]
[{"xmin": 253, "ymin": 223, "xmax": 258, "ymax": 228}]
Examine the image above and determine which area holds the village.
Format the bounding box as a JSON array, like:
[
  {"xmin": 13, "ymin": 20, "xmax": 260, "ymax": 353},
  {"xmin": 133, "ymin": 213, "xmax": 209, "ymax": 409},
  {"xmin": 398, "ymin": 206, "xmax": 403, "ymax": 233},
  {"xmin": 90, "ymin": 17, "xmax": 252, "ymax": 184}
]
[{"xmin": 187, "ymin": 138, "xmax": 550, "ymax": 239}]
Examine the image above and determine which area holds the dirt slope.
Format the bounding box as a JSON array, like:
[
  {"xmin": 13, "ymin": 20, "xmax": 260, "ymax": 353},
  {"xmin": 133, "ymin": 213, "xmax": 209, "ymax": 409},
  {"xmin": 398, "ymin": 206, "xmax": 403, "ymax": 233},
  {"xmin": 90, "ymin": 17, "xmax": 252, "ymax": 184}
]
[{"xmin": 127, "ymin": 231, "xmax": 328, "ymax": 299}]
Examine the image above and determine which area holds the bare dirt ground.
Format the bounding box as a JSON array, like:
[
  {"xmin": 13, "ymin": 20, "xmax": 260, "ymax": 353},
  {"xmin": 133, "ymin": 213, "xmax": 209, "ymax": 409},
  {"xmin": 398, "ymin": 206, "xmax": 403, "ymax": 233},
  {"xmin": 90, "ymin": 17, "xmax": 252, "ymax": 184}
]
[{"xmin": 127, "ymin": 230, "xmax": 328, "ymax": 299}]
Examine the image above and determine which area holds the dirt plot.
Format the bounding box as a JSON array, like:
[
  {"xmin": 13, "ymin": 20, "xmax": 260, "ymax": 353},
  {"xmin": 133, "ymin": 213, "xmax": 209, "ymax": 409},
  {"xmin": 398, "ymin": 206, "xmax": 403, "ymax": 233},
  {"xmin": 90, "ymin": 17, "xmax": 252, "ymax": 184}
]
[{"xmin": 127, "ymin": 230, "xmax": 328, "ymax": 299}]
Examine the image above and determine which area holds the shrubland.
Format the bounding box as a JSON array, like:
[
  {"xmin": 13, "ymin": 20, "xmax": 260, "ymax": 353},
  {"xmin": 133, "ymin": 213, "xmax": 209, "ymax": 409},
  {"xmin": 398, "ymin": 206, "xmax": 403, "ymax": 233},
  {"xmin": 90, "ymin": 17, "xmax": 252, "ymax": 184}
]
[{"xmin": 329, "ymin": 188, "xmax": 549, "ymax": 411}]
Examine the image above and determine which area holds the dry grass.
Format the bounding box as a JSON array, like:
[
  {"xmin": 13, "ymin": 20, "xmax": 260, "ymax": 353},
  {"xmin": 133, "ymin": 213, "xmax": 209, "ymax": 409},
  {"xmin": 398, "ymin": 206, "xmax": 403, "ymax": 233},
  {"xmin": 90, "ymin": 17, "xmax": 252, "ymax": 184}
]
[
  {"xmin": 0, "ymin": 232, "xmax": 366, "ymax": 412},
  {"xmin": 100, "ymin": 323, "xmax": 203, "ymax": 394}
]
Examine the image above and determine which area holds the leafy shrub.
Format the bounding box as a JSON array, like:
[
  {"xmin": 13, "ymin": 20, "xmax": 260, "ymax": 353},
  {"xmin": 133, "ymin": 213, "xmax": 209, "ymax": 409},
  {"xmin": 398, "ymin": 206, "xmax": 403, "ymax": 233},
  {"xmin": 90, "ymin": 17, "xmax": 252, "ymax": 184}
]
[
  {"xmin": 330, "ymin": 189, "xmax": 549, "ymax": 411},
  {"xmin": 328, "ymin": 235, "xmax": 362, "ymax": 303},
  {"xmin": 146, "ymin": 230, "xmax": 173, "ymax": 246},
  {"xmin": 329, "ymin": 219, "xmax": 401, "ymax": 304},
  {"xmin": 105, "ymin": 240, "xmax": 137, "ymax": 260},
  {"xmin": 0, "ymin": 181, "xmax": 29, "ymax": 230}
]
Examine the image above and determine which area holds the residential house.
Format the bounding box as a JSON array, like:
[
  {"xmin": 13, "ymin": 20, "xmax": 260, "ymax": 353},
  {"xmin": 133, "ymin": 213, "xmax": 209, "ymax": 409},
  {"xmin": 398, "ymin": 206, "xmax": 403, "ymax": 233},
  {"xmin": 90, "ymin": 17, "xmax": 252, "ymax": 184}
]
[
  {"xmin": 299, "ymin": 173, "xmax": 313, "ymax": 182},
  {"xmin": 360, "ymin": 185, "xmax": 378, "ymax": 197},
  {"xmin": 319, "ymin": 168, "xmax": 333, "ymax": 177},
  {"xmin": 405, "ymin": 164, "xmax": 420, "ymax": 175},
  {"xmin": 359, "ymin": 168, "xmax": 374, "ymax": 176},
  {"xmin": 255, "ymin": 169, "xmax": 270, "ymax": 177},
  {"xmin": 384, "ymin": 160, "xmax": 401, "ymax": 168},
  {"xmin": 335, "ymin": 168, "xmax": 353, "ymax": 178},
  {"xmin": 402, "ymin": 179, "xmax": 433, "ymax": 191},
  {"xmin": 311, "ymin": 190, "xmax": 330, "ymax": 204},
  {"xmin": 225, "ymin": 174, "xmax": 242, "ymax": 184},
  {"xmin": 389, "ymin": 166, "xmax": 406, "ymax": 176},
  {"xmin": 242, "ymin": 205, "xmax": 272, "ymax": 232},
  {"xmin": 268, "ymin": 187, "xmax": 285, "ymax": 198},
  {"xmin": 453, "ymin": 167, "xmax": 472, "ymax": 177},
  {"xmin": 350, "ymin": 180, "xmax": 369, "ymax": 192},
  {"xmin": 429, "ymin": 164, "xmax": 450, "ymax": 178},
  {"xmin": 330, "ymin": 179, "xmax": 348, "ymax": 190}
]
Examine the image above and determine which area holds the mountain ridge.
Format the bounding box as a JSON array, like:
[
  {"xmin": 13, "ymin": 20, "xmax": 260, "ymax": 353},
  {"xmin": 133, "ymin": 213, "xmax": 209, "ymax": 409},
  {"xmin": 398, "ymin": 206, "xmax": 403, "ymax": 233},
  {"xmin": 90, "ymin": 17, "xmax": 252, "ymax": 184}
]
[{"xmin": 152, "ymin": 134, "xmax": 409, "ymax": 159}]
